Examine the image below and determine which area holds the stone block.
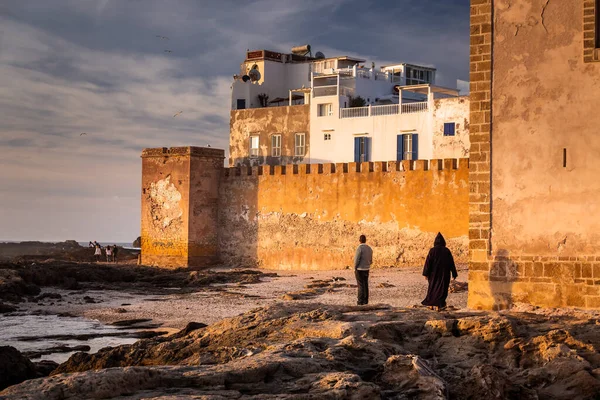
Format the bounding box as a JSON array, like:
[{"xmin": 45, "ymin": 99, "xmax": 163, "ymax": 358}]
[
  {"xmin": 582, "ymin": 263, "xmax": 593, "ymax": 278},
  {"xmin": 533, "ymin": 262, "xmax": 544, "ymax": 277},
  {"xmin": 565, "ymin": 285, "xmax": 586, "ymax": 308},
  {"xmin": 586, "ymin": 296, "xmax": 600, "ymax": 309}
]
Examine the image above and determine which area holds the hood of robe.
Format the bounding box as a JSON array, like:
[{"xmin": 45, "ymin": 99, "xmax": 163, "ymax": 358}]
[{"xmin": 434, "ymin": 232, "xmax": 446, "ymax": 247}]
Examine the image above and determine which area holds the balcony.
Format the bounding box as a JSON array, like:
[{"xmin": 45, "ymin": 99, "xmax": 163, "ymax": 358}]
[
  {"xmin": 313, "ymin": 67, "xmax": 405, "ymax": 84},
  {"xmin": 339, "ymin": 102, "xmax": 428, "ymax": 119},
  {"xmin": 313, "ymin": 85, "xmax": 355, "ymax": 98}
]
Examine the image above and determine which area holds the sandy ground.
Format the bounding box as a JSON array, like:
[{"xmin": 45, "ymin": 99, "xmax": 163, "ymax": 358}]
[{"xmin": 21, "ymin": 265, "xmax": 469, "ymax": 332}]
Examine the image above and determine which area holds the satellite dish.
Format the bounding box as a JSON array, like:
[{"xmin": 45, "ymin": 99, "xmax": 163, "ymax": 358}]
[
  {"xmin": 248, "ymin": 69, "xmax": 261, "ymax": 82},
  {"xmin": 315, "ymin": 51, "xmax": 325, "ymax": 59},
  {"xmin": 242, "ymin": 75, "xmax": 250, "ymax": 82}
]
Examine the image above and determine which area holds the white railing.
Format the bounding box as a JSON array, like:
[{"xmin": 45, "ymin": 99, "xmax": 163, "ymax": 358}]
[
  {"xmin": 401, "ymin": 101, "xmax": 428, "ymax": 114},
  {"xmin": 339, "ymin": 101, "xmax": 429, "ymax": 119},
  {"xmin": 340, "ymin": 106, "xmax": 369, "ymax": 118},
  {"xmin": 371, "ymin": 104, "xmax": 399, "ymax": 116},
  {"xmin": 313, "ymin": 85, "xmax": 338, "ymax": 97}
]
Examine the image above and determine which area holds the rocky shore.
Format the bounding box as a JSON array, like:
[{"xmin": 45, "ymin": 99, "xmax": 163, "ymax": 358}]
[
  {"xmin": 1, "ymin": 245, "xmax": 600, "ymax": 398},
  {"xmin": 2, "ymin": 302, "xmax": 600, "ymax": 399}
]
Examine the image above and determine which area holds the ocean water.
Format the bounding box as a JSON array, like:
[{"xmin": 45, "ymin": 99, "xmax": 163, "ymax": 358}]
[
  {"xmin": 78, "ymin": 242, "xmax": 138, "ymax": 250},
  {"xmin": 0, "ymin": 313, "xmax": 139, "ymax": 363}
]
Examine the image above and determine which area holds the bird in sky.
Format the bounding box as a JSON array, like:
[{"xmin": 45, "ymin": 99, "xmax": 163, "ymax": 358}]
[
  {"xmin": 156, "ymin": 35, "xmax": 170, "ymax": 40},
  {"xmin": 173, "ymin": 111, "xmax": 183, "ymax": 117},
  {"xmin": 164, "ymin": 50, "xmax": 173, "ymax": 53},
  {"xmin": 80, "ymin": 132, "xmax": 87, "ymax": 136}
]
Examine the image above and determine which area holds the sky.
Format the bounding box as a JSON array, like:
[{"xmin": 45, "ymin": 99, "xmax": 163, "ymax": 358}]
[{"xmin": 0, "ymin": 0, "xmax": 469, "ymax": 243}]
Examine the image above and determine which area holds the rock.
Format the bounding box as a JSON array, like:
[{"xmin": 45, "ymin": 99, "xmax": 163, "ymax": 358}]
[
  {"xmin": 133, "ymin": 236, "xmax": 141, "ymax": 248},
  {"xmin": 110, "ymin": 318, "xmax": 153, "ymax": 327},
  {"xmin": 449, "ymin": 280, "xmax": 468, "ymax": 293},
  {"xmin": 33, "ymin": 292, "xmax": 62, "ymax": 302},
  {"xmin": 24, "ymin": 345, "xmax": 91, "ymax": 359},
  {"xmin": 0, "ymin": 302, "xmax": 17, "ymax": 313},
  {"xmin": 0, "ymin": 346, "xmax": 37, "ymax": 390},
  {"xmin": 376, "ymin": 282, "xmax": 395, "ymax": 288},
  {"xmin": 4, "ymin": 303, "xmax": 600, "ymax": 399},
  {"xmin": 180, "ymin": 322, "xmax": 207, "ymax": 336},
  {"xmin": 33, "ymin": 360, "xmax": 59, "ymax": 377}
]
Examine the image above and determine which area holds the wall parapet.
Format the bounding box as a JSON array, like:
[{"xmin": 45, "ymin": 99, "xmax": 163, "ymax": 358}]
[
  {"xmin": 221, "ymin": 158, "xmax": 468, "ymax": 179},
  {"xmin": 142, "ymin": 146, "xmax": 225, "ymax": 159}
]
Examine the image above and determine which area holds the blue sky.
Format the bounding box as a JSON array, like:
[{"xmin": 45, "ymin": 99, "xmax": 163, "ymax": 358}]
[{"xmin": 0, "ymin": 0, "xmax": 469, "ymax": 243}]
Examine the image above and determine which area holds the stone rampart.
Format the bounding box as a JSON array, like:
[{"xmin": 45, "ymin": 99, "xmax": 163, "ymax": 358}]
[
  {"xmin": 218, "ymin": 159, "xmax": 469, "ymax": 270},
  {"xmin": 141, "ymin": 146, "xmax": 469, "ymax": 270}
]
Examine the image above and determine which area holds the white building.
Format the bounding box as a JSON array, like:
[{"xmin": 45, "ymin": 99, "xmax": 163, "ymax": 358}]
[{"xmin": 230, "ymin": 48, "xmax": 469, "ymax": 165}]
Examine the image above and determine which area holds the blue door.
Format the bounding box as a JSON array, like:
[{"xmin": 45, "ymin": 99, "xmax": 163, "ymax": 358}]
[{"xmin": 354, "ymin": 137, "xmax": 370, "ymax": 162}]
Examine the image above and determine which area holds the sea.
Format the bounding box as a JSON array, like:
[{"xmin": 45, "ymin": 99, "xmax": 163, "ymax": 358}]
[{"xmin": 0, "ymin": 241, "xmax": 139, "ymax": 250}]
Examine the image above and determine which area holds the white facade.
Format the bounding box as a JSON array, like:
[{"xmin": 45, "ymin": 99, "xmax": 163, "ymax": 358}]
[{"xmin": 230, "ymin": 49, "xmax": 469, "ymax": 163}]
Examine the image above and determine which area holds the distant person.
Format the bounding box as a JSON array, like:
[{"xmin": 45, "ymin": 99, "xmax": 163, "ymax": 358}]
[
  {"xmin": 112, "ymin": 245, "xmax": 119, "ymax": 263},
  {"xmin": 88, "ymin": 241, "xmax": 94, "ymax": 248},
  {"xmin": 93, "ymin": 242, "xmax": 102, "ymax": 262},
  {"xmin": 422, "ymin": 233, "xmax": 458, "ymax": 311},
  {"xmin": 105, "ymin": 245, "xmax": 112, "ymax": 262},
  {"xmin": 354, "ymin": 234, "xmax": 373, "ymax": 306}
]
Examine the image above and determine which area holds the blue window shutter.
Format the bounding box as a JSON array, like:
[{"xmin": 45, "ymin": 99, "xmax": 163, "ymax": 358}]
[
  {"xmin": 365, "ymin": 137, "xmax": 370, "ymax": 162},
  {"xmin": 412, "ymin": 134, "xmax": 419, "ymax": 160},
  {"xmin": 354, "ymin": 137, "xmax": 360, "ymax": 163},
  {"xmin": 444, "ymin": 122, "xmax": 455, "ymax": 136},
  {"xmin": 397, "ymin": 135, "xmax": 403, "ymax": 161}
]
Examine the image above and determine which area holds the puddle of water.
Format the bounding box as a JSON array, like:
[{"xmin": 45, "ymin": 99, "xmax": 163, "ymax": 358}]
[{"xmin": 0, "ymin": 313, "xmax": 140, "ymax": 363}]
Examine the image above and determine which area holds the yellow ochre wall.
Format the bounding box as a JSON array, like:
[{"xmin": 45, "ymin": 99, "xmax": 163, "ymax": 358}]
[{"xmin": 219, "ymin": 159, "xmax": 469, "ymax": 270}]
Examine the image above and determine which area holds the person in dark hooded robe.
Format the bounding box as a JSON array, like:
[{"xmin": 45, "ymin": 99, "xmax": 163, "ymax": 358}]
[{"xmin": 421, "ymin": 233, "xmax": 458, "ymax": 310}]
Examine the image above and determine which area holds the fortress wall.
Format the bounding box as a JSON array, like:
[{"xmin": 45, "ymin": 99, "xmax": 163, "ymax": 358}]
[{"xmin": 218, "ymin": 159, "xmax": 469, "ymax": 270}]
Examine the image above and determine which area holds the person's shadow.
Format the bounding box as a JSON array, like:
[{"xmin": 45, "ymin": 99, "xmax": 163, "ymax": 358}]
[{"xmin": 489, "ymin": 249, "xmax": 515, "ymax": 310}]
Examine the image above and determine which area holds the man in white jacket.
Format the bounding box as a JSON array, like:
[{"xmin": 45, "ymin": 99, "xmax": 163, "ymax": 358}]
[{"xmin": 354, "ymin": 235, "xmax": 373, "ymax": 305}]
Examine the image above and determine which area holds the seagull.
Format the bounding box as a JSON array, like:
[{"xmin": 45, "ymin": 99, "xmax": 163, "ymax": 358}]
[
  {"xmin": 173, "ymin": 111, "xmax": 183, "ymax": 117},
  {"xmin": 80, "ymin": 132, "xmax": 87, "ymax": 136},
  {"xmin": 164, "ymin": 50, "xmax": 173, "ymax": 53},
  {"xmin": 156, "ymin": 35, "xmax": 170, "ymax": 40}
]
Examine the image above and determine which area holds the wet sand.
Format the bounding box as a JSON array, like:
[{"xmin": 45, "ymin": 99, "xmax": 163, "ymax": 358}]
[{"xmin": 18, "ymin": 265, "xmax": 469, "ymax": 330}]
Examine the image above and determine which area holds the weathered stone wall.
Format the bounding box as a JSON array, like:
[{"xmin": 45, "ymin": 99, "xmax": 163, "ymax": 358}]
[
  {"xmin": 141, "ymin": 147, "xmax": 224, "ymax": 268},
  {"xmin": 468, "ymin": 0, "xmax": 600, "ymax": 309},
  {"xmin": 218, "ymin": 160, "xmax": 469, "ymax": 270},
  {"xmin": 229, "ymin": 105, "xmax": 310, "ymax": 167},
  {"xmin": 432, "ymin": 96, "xmax": 471, "ymax": 159}
]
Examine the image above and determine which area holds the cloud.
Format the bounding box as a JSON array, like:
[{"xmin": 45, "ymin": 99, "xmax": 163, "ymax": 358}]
[{"xmin": 0, "ymin": 0, "xmax": 468, "ymax": 242}]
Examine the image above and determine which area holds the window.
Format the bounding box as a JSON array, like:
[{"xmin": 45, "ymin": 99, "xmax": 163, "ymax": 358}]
[
  {"xmin": 396, "ymin": 134, "xmax": 419, "ymax": 161},
  {"xmin": 354, "ymin": 137, "xmax": 370, "ymax": 162},
  {"xmin": 324, "ymin": 133, "xmax": 331, "ymax": 141},
  {"xmin": 295, "ymin": 133, "xmax": 305, "ymax": 156},
  {"xmin": 443, "ymin": 122, "xmax": 456, "ymax": 136},
  {"xmin": 318, "ymin": 103, "xmax": 333, "ymax": 117},
  {"xmin": 249, "ymin": 136, "xmax": 259, "ymax": 158},
  {"xmin": 271, "ymin": 134, "xmax": 281, "ymax": 157},
  {"xmin": 236, "ymin": 99, "xmax": 246, "ymax": 110}
]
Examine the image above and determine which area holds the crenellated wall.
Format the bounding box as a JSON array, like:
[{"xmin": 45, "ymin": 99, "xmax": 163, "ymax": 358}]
[
  {"xmin": 141, "ymin": 146, "xmax": 469, "ymax": 270},
  {"xmin": 218, "ymin": 158, "xmax": 469, "ymax": 270}
]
